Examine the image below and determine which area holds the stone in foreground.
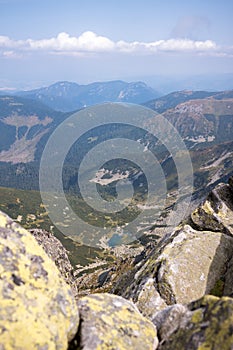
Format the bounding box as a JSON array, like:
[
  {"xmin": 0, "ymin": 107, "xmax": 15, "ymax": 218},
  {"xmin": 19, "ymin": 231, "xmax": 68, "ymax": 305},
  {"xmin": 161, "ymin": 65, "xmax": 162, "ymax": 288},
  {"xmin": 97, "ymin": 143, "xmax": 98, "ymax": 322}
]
[
  {"xmin": 78, "ymin": 293, "xmax": 158, "ymax": 350},
  {"xmin": 154, "ymin": 295, "xmax": 233, "ymax": 350},
  {"xmin": 0, "ymin": 211, "xmax": 79, "ymax": 350}
]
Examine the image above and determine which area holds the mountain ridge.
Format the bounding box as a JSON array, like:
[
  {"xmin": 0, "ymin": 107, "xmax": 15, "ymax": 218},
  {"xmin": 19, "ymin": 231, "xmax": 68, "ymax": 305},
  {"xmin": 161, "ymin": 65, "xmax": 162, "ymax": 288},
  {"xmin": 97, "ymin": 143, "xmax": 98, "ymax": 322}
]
[
  {"xmin": 1, "ymin": 89, "xmax": 233, "ymax": 194},
  {"xmin": 15, "ymin": 80, "xmax": 159, "ymax": 112}
]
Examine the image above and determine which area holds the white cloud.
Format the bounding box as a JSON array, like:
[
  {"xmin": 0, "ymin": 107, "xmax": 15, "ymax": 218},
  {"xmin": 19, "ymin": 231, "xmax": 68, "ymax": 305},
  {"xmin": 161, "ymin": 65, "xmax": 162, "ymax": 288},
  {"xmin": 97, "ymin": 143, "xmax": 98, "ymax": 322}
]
[
  {"xmin": 2, "ymin": 50, "xmax": 21, "ymax": 58},
  {"xmin": 27, "ymin": 31, "xmax": 115, "ymax": 52},
  {"xmin": 115, "ymin": 38, "xmax": 217, "ymax": 53},
  {"xmin": 0, "ymin": 31, "xmax": 229, "ymax": 58},
  {"xmin": 0, "ymin": 35, "xmax": 15, "ymax": 48}
]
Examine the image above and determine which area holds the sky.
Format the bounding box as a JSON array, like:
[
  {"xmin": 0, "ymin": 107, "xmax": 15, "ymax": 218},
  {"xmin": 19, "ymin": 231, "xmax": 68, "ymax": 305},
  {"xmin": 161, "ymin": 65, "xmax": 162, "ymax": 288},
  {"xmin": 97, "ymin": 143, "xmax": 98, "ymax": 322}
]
[{"xmin": 0, "ymin": 0, "xmax": 233, "ymax": 90}]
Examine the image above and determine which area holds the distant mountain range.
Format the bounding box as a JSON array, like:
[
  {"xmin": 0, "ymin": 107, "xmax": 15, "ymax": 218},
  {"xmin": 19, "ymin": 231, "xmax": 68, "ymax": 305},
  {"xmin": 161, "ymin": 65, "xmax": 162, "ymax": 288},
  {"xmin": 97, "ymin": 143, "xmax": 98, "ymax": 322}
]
[
  {"xmin": 0, "ymin": 87, "xmax": 233, "ymax": 199},
  {"xmin": 9, "ymin": 80, "xmax": 159, "ymax": 112}
]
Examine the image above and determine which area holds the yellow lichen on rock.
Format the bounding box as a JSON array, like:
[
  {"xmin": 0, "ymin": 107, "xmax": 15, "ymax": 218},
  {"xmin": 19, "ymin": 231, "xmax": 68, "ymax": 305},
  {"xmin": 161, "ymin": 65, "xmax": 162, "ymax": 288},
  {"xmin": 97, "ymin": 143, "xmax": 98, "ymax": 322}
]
[
  {"xmin": 0, "ymin": 211, "xmax": 79, "ymax": 350},
  {"xmin": 78, "ymin": 293, "xmax": 158, "ymax": 350},
  {"xmin": 155, "ymin": 295, "xmax": 233, "ymax": 350}
]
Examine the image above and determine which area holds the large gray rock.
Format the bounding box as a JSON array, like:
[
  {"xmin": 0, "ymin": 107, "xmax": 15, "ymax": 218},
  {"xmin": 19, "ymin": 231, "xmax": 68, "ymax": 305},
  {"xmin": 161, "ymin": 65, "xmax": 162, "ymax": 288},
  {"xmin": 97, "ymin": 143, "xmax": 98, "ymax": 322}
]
[
  {"xmin": 113, "ymin": 224, "xmax": 233, "ymax": 309},
  {"xmin": 0, "ymin": 211, "xmax": 79, "ymax": 349},
  {"xmin": 152, "ymin": 224, "xmax": 233, "ymax": 304}
]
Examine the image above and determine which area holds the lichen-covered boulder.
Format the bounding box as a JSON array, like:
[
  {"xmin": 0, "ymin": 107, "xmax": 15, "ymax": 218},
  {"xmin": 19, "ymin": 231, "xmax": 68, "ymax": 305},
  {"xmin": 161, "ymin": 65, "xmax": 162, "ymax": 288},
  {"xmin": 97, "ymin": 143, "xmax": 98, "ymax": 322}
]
[
  {"xmin": 77, "ymin": 293, "xmax": 158, "ymax": 350},
  {"xmin": 0, "ymin": 211, "xmax": 79, "ymax": 349},
  {"xmin": 154, "ymin": 295, "xmax": 233, "ymax": 350}
]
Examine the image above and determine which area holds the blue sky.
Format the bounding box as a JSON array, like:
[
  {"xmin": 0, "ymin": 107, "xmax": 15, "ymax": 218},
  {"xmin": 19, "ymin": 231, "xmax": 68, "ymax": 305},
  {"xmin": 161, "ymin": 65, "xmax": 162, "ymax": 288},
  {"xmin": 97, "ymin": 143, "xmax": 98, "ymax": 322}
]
[{"xmin": 0, "ymin": 0, "xmax": 232, "ymax": 89}]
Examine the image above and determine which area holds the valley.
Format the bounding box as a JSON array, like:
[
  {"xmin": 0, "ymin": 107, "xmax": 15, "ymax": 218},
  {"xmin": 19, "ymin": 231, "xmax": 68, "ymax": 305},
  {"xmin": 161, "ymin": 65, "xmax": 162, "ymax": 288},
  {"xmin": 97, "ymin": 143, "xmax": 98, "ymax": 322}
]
[
  {"xmin": 1, "ymin": 1, "xmax": 233, "ymax": 348},
  {"xmin": 0, "ymin": 186, "xmax": 109, "ymax": 267},
  {"xmin": 1, "ymin": 81, "xmax": 233, "ymax": 262}
]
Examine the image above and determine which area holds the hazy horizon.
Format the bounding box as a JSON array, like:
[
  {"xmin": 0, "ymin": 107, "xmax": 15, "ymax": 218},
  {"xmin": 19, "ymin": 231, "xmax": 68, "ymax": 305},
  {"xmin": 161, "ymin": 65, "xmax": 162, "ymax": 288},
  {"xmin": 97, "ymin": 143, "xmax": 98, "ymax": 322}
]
[
  {"xmin": 0, "ymin": 0, "xmax": 232, "ymax": 91},
  {"xmin": 0, "ymin": 72, "xmax": 233, "ymax": 96}
]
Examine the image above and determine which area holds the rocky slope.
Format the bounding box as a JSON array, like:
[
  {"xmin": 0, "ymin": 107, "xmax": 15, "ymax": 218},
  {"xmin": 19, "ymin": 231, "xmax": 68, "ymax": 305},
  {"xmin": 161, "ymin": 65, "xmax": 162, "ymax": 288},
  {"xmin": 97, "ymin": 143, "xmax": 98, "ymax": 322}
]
[
  {"xmin": 74, "ymin": 177, "xmax": 233, "ymax": 305},
  {"xmin": 1, "ymin": 175, "xmax": 233, "ymax": 349},
  {"xmin": 145, "ymin": 90, "xmax": 233, "ymax": 148},
  {"xmin": 109, "ymin": 177, "xmax": 233, "ymax": 315}
]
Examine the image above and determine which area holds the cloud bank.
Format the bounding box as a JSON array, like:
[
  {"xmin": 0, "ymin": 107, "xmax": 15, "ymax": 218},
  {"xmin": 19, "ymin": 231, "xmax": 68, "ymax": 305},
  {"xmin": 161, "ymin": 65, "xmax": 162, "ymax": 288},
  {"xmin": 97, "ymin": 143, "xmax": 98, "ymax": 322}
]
[{"xmin": 0, "ymin": 31, "xmax": 228, "ymax": 58}]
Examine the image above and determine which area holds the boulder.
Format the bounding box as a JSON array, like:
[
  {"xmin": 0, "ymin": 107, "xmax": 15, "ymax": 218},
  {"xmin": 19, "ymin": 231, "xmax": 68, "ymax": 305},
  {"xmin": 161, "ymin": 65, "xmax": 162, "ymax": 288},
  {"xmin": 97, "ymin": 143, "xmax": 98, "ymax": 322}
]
[
  {"xmin": 154, "ymin": 295, "xmax": 233, "ymax": 350},
  {"xmin": 0, "ymin": 211, "xmax": 79, "ymax": 349},
  {"xmin": 112, "ymin": 224, "xmax": 233, "ymax": 313},
  {"xmin": 152, "ymin": 224, "xmax": 233, "ymax": 304},
  {"xmin": 77, "ymin": 293, "xmax": 158, "ymax": 350}
]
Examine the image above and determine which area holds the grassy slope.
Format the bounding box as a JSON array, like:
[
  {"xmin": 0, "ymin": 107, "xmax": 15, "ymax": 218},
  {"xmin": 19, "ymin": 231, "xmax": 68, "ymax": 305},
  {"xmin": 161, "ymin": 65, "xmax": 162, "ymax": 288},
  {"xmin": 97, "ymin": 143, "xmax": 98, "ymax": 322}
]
[{"xmin": 0, "ymin": 186, "xmax": 109, "ymax": 267}]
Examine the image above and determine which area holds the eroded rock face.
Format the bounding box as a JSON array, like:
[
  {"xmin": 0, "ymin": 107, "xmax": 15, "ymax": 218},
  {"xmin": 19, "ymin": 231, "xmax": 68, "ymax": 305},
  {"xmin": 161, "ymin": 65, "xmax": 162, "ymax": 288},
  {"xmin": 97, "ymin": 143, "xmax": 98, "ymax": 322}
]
[
  {"xmin": 154, "ymin": 295, "xmax": 233, "ymax": 350},
  {"xmin": 77, "ymin": 293, "xmax": 158, "ymax": 350},
  {"xmin": 0, "ymin": 211, "xmax": 79, "ymax": 350}
]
